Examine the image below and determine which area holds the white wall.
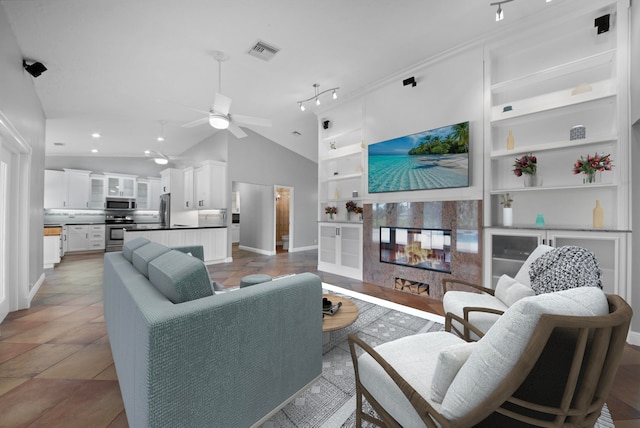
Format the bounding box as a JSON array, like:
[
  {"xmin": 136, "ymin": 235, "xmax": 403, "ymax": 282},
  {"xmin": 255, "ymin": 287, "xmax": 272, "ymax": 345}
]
[
  {"xmin": 0, "ymin": 3, "xmax": 46, "ymax": 302},
  {"xmin": 362, "ymin": 46, "xmax": 484, "ymax": 204},
  {"xmin": 631, "ymin": 0, "xmax": 640, "ymax": 125}
]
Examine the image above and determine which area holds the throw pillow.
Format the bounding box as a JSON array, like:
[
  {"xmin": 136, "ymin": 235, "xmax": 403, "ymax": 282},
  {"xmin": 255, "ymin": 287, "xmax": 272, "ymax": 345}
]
[
  {"xmin": 513, "ymin": 244, "xmax": 554, "ymax": 286},
  {"xmin": 122, "ymin": 236, "xmax": 150, "ymax": 262},
  {"xmin": 431, "ymin": 341, "xmax": 476, "ymax": 403},
  {"xmin": 529, "ymin": 245, "xmax": 602, "ymax": 295},
  {"xmin": 148, "ymin": 250, "xmax": 214, "ymax": 303},
  {"xmin": 494, "ymin": 274, "xmax": 535, "ymax": 307}
]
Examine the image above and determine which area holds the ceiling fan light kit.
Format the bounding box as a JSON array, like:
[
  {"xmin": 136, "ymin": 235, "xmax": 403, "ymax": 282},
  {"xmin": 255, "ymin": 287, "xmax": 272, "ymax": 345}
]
[
  {"xmin": 209, "ymin": 112, "xmax": 230, "ymax": 129},
  {"xmin": 178, "ymin": 50, "xmax": 271, "ymax": 138},
  {"xmin": 298, "ymin": 83, "xmax": 339, "ymax": 112}
]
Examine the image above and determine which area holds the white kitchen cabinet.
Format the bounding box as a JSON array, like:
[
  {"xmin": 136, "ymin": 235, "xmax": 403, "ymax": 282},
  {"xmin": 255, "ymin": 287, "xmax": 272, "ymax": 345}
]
[
  {"xmin": 105, "ymin": 173, "xmax": 136, "ymax": 198},
  {"xmin": 89, "ymin": 174, "xmax": 106, "ymax": 209},
  {"xmin": 43, "ymin": 235, "xmax": 61, "ymax": 268},
  {"xmin": 231, "ymin": 223, "xmax": 240, "ymax": 243},
  {"xmin": 44, "ymin": 170, "xmax": 66, "ymax": 208},
  {"xmin": 194, "ymin": 160, "xmax": 227, "ymax": 209},
  {"xmin": 317, "ymin": 222, "xmax": 362, "ymax": 280},
  {"xmin": 136, "ymin": 179, "xmax": 150, "ymax": 209},
  {"xmin": 67, "ymin": 224, "xmax": 105, "ymax": 252},
  {"xmin": 148, "ymin": 177, "xmax": 162, "ymax": 210},
  {"xmin": 64, "ymin": 169, "xmax": 92, "ymax": 209},
  {"xmin": 484, "ymin": 227, "xmax": 629, "ymax": 300},
  {"xmin": 183, "ymin": 167, "xmax": 194, "ymax": 209}
]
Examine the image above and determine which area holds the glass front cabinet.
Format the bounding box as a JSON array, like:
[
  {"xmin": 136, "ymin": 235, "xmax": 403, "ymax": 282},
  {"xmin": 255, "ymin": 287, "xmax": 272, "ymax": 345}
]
[{"xmin": 485, "ymin": 227, "xmax": 630, "ymax": 300}]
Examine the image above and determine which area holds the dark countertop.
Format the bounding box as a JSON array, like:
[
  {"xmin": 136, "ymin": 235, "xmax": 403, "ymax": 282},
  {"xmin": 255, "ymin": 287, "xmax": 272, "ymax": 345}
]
[{"xmin": 127, "ymin": 225, "xmax": 227, "ymax": 231}]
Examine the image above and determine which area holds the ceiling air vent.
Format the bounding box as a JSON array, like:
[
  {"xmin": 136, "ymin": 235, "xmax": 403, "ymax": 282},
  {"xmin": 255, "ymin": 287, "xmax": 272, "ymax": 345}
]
[{"xmin": 247, "ymin": 40, "xmax": 280, "ymax": 61}]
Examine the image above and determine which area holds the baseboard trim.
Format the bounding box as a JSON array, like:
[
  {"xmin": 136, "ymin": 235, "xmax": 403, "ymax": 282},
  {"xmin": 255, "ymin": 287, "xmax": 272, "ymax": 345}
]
[
  {"xmin": 288, "ymin": 244, "xmax": 318, "ymax": 253},
  {"xmin": 26, "ymin": 273, "xmax": 46, "ymax": 308},
  {"xmin": 627, "ymin": 330, "xmax": 640, "ymax": 346},
  {"xmin": 239, "ymin": 245, "xmax": 276, "ymax": 256}
]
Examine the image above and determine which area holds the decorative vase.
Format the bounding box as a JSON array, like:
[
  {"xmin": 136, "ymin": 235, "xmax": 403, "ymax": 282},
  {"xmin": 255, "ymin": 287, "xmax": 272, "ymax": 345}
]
[
  {"xmin": 359, "ymin": 213, "xmax": 363, "ymax": 221},
  {"xmin": 506, "ymin": 130, "xmax": 515, "ymax": 150},
  {"xmin": 584, "ymin": 171, "xmax": 599, "ymax": 184},
  {"xmin": 328, "ymin": 213, "xmax": 334, "ymax": 220},
  {"xmin": 593, "ymin": 200, "xmax": 604, "ymax": 228},
  {"xmin": 524, "ymin": 173, "xmax": 541, "ymax": 187},
  {"xmin": 333, "ymin": 189, "xmax": 339, "ymax": 199},
  {"xmin": 503, "ymin": 207, "xmax": 513, "ymax": 227},
  {"xmin": 535, "ymin": 214, "xmax": 545, "ymax": 227}
]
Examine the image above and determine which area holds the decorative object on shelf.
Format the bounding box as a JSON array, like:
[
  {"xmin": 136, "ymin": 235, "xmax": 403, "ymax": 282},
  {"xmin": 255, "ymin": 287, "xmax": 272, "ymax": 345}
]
[
  {"xmin": 506, "ymin": 130, "xmax": 515, "ymax": 150},
  {"xmin": 503, "ymin": 207, "xmax": 513, "ymax": 227},
  {"xmin": 333, "ymin": 189, "xmax": 339, "ymax": 199},
  {"xmin": 346, "ymin": 200, "xmax": 359, "ymax": 220},
  {"xmin": 360, "ymin": 140, "xmax": 366, "ymax": 149},
  {"xmin": 329, "ymin": 141, "xmax": 337, "ymax": 150},
  {"xmin": 355, "ymin": 206, "xmax": 363, "ymax": 221},
  {"xmin": 572, "ymin": 152, "xmax": 613, "ymax": 184},
  {"xmin": 513, "ymin": 153, "xmax": 539, "ymax": 187},
  {"xmin": 325, "ymin": 206, "xmax": 337, "ymax": 220},
  {"xmin": 352, "ymin": 191, "xmax": 358, "ymax": 198},
  {"xmin": 593, "ymin": 200, "xmax": 604, "ymax": 228},
  {"xmin": 323, "ymin": 120, "xmax": 331, "ymax": 130},
  {"xmin": 570, "ymin": 125, "xmax": 586, "ymax": 140},
  {"xmin": 356, "ymin": 165, "xmax": 363, "ymax": 173},
  {"xmin": 502, "ymin": 105, "xmax": 513, "ymax": 112},
  {"xmin": 500, "ymin": 192, "xmax": 513, "ymax": 226},
  {"xmin": 571, "ymin": 82, "xmax": 593, "ymax": 96},
  {"xmin": 535, "ymin": 214, "xmax": 545, "ymax": 227}
]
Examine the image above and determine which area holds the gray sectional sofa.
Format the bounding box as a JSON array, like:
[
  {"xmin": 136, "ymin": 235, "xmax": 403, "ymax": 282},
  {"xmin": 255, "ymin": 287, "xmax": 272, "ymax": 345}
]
[{"xmin": 103, "ymin": 237, "xmax": 323, "ymax": 428}]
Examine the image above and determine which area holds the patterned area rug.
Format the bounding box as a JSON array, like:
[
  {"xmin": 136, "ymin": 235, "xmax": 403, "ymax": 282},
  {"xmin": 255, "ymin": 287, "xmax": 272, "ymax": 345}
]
[{"xmin": 259, "ymin": 285, "xmax": 615, "ymax": 428}]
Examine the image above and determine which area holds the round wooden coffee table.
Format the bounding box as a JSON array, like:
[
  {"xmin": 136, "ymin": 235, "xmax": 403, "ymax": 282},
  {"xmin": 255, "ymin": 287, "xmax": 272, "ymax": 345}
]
[{"xmin": 322, "ymin": 294, "xmax": 359, "ymax": 333}]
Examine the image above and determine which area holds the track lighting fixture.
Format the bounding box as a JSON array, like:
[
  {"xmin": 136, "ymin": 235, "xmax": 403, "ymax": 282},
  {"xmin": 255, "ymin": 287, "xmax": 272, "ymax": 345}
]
[
  {"xmin": 297, "ymin": 83, "xmax": 339, "ymax": 112},
  {"xmin": 23, "ymin": 59, "xmax": 47, "ymax": 78},
  {"xmin": 490, "ymin": 0, "xmax": 513, "ymax": 22}
]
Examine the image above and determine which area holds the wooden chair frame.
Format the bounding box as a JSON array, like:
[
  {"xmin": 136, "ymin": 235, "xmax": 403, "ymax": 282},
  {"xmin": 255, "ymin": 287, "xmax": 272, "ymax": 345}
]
[{"xmin": 348, "ymin": 294, "xmax": 632, "ymax": 428}]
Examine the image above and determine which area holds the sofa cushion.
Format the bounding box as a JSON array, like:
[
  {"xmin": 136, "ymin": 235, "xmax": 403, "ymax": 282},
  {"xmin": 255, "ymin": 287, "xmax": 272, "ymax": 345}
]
[
  {"xmin": 440, "ymin": 287, "xmax": 609, "ymax": 421},
  {"xmin": 529, "ymin": 245, "xmax": 602, "ymax": 295},
  {"xmin": 513, "ymin": 244, "xmax": 554, "ymax": 287},
  {"xmin": 132, "ymin": 242, "xmax": 171, "ymax": 278},
  {"xmin": 494, "ymin": 274, "xmax": 535, "ymax": 307},
  {"xmin": 122, "ymin": 237, "xmax": 150, "ymax": 262},
  {"xmin": 431, "ymin": 341, "xmax": 476, "ymax": 404},
  {"xmin": 148, "ymin": 250, "xmax": 214, "ymax": 303}
]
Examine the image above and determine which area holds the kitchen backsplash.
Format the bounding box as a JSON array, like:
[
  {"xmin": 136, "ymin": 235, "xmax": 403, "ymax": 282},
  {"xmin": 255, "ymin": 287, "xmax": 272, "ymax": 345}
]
[{"xmin": 44, "ymin": 209, "xmax": 160, "ymax": 225}]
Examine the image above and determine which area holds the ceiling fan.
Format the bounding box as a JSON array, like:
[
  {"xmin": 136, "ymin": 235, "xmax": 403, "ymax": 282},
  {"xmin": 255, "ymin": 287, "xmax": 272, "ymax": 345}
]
[{"xmin": 180, "ymin": 51, "xmax": 272, "ymax": 139}]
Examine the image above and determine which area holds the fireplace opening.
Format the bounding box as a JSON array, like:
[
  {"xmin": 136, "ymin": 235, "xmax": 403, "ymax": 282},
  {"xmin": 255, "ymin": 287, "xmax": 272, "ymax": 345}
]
[
  {"xmin": 395, "ymin": 277, "xmax": 430, "ymax": 296},
  {"xmin": 380, "ymin": 226, "xmax": 452, "ymax": 273}
]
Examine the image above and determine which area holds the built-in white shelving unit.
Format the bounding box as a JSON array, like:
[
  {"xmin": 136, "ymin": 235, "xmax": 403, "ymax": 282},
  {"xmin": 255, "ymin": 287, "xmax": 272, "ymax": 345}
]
[{"xmin": 482, "ymin": 0, "xmax": 631, "ymax": 301}]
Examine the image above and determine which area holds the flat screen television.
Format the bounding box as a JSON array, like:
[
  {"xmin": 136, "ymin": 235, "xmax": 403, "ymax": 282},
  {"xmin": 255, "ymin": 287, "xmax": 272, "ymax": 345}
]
[
  {"xmin": 380, "ymin": 226, "xmax": 452, "ymax": 273},
  {"xmin": 368, "ymin": 121, "xmax": 469, "ymax": 193}
]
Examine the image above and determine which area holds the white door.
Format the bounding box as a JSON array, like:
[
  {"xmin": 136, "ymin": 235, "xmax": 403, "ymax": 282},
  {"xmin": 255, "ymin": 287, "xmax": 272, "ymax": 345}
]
[{"xmin": 0, "ymin": 146, "xmax": 10, "ymax": 322}]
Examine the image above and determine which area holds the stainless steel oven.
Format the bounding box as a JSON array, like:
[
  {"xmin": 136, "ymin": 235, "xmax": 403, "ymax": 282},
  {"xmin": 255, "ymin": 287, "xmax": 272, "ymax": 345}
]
[{"xmin": 105, "ymin": 214, "xmax": 135, "ymax": 251}]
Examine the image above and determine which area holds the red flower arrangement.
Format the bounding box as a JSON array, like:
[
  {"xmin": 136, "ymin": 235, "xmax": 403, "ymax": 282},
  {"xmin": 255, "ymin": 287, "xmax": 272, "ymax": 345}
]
[
  {"xmin": 513, "ymin": 153, "xmax": 537, "ymax": 177},
  {"xmin": 572, "ymin": 153, "xmax": 613, "ymax": 175}
]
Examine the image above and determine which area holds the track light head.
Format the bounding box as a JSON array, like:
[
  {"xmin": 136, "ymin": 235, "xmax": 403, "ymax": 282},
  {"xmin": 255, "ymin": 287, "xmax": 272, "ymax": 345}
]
[
  {"xmin": 23, "ymin": 60, "xmax": 47, "ymax": 78},
  {"xmin": 490, "ymin": 0, "xmax": 512, "ymax": 22},
  {"xmin": 297, "ymin": 83, "xmax": 340, "ymax": 112}
]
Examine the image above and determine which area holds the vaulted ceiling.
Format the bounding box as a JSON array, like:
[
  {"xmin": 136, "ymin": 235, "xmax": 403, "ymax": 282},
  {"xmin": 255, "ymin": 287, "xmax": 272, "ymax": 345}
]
[{"xmin": 2, "ymin": 0, "xmax": 561, "ymax": 162}]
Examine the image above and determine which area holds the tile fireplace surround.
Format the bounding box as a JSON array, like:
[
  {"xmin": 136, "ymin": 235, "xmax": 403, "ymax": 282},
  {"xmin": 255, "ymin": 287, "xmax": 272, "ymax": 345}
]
[{"xmin": 363, "ymin": 200, "xmax": 483, "ymax": 300}]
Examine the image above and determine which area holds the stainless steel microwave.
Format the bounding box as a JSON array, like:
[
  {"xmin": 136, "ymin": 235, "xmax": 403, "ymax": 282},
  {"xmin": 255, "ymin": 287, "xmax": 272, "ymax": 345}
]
[{"xmin": 105, "ymin": 197, "xmax": 137, "ymax": 210}]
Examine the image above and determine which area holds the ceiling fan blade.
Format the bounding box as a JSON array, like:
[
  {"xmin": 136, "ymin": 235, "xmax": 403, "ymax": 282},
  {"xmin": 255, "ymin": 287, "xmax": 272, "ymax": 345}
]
[
  {"xmin": 230, "ymin": 114, "xmax": 272, "ymax": 127},
  {"xmin": 181, "ymin": 116, "xmax": 209, "ymax": 128},
  {"xmin": 212, "ymin": 93, "xmax": 232, "ymax": 116},
  {"xmin": 227, "ymin": 121, "xmax": 247, "ymax": 139}
]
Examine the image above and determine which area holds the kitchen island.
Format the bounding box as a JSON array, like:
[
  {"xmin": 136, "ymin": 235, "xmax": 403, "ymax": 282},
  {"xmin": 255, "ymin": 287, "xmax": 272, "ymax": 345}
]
[{"xmin": 124, "ymin": 226, "xmax": 228, "ymax": 264}]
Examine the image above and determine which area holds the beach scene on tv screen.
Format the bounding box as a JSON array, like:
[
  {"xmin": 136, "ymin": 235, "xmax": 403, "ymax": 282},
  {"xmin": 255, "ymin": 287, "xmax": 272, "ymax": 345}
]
[{"xmin": 368, "ymin": 121, "xmax": 469, "ymax": 193}]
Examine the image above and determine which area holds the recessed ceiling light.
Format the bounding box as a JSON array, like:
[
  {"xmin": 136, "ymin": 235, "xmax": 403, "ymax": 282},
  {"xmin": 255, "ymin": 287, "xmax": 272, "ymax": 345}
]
[
  {"xmin": 91, "ymin": 132, "xmax": 101, "ymax": 138},
  {"xmin": 144, "ymin": 150, "xmax": 151, "ymax": 154},
  {"xmin": 91, "ymin": 149, "xmax": 98, "ymax": 153}
]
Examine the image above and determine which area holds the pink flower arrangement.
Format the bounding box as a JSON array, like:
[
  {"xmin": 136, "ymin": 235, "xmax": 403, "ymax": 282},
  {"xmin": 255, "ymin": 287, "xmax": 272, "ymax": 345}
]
[
  {"xmin": 513, "ymin": 153, "xmax": 537, "ymax": 177},
  {"xmin": 345, "ymin": 200, "xmax": 358, "ymax": 213},
  {"xmin": 572, "ymin": 153, "xmax": 613, "ymax": 175}
]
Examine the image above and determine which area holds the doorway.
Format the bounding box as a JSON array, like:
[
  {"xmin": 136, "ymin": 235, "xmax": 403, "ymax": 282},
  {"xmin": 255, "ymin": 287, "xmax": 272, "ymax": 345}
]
[{"xmin": 275, "ymin": 186, "xmax": 293, "ymax": 253}]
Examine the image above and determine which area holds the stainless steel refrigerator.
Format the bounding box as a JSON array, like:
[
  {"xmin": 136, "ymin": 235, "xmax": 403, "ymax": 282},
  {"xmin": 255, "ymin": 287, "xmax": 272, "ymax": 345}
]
[{"xmin": 159, "ymin": 193, "xmax": 171, "ymax": 227}]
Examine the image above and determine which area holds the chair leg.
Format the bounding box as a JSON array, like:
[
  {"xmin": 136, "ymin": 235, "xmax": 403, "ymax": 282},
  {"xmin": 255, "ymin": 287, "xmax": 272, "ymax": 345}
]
[{"xmin": 355, "ymin": 388, "xmax": 363, "ymax": 427}]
